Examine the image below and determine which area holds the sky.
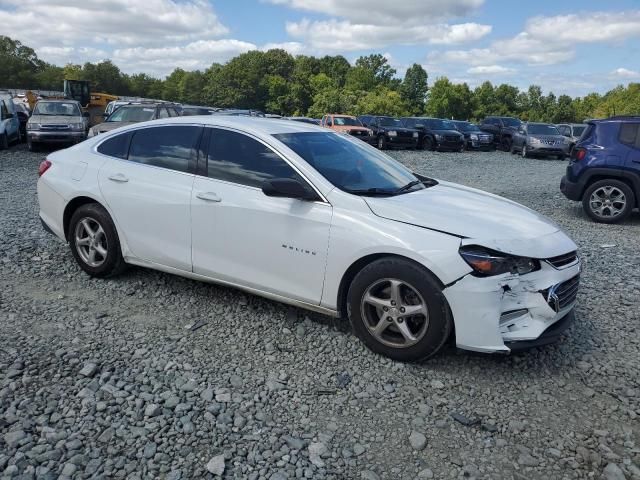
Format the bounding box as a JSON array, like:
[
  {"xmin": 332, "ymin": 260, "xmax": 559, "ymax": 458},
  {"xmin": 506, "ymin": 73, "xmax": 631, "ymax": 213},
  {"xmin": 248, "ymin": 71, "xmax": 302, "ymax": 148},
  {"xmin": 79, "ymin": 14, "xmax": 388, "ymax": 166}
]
[{"xmin": 1, "ymin": 0, "xmax": 640, "ymax": 96}]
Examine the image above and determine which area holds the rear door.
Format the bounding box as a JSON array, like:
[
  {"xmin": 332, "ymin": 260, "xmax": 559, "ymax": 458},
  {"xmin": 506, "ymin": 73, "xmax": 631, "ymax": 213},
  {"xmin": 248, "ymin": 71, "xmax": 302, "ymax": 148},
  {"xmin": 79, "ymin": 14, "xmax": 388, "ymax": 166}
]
[
  {"xmin": 97, "ymin": 125, "xmax": 202, "ymax": 271},
  {"xmin": 191, "ymin": 127, "xmax": 332, "ymax": 304}
]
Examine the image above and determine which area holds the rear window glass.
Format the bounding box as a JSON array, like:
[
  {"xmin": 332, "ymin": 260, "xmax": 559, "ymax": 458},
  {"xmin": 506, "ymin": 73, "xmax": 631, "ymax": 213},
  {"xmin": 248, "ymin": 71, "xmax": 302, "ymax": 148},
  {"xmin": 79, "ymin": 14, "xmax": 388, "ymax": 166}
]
[
  {"xmin": 619, "ymin": 123, "xmax": 640, "ymax": 148},
  {"xmin": 128, "ymin": 126, "xmax": 201, "ymax": 173},
  {"xmin": 97, "ymin": 133, "xmax": 130, "ymax": 159}
]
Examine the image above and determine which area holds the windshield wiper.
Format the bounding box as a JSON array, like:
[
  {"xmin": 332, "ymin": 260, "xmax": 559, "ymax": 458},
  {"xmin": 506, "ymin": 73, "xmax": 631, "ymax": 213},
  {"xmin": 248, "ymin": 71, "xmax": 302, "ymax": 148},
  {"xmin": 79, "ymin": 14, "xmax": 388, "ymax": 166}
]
[
  {"xmin": 394, "ymin": 177, "xmax": 438, "ymax": 194},
  {"xmin": 344, "ymin": 187, "xmax": 397, "ymax": 196}
]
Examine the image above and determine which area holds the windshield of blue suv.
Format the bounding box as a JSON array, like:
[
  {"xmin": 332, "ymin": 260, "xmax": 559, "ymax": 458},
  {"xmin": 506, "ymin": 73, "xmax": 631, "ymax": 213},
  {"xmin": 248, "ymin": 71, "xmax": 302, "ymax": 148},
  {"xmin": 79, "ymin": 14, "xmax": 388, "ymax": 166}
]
[
  {"xmin": 528, "ymin": 124, "xmax": 561, "ymax": 135},
  {"xmin": 422, "ymin": 119, "xmax": 456, "ymax": 130},
  {"xmin": 274, "ymin": 131, "xmax": 426, "ymax": 195},
  {"xmin": 378, "ymin": 117, "xmax": 403, "ymax": 127},
  {"xmin": 107, "ymin": 106, "xmax": 156, "ymax": 122}
]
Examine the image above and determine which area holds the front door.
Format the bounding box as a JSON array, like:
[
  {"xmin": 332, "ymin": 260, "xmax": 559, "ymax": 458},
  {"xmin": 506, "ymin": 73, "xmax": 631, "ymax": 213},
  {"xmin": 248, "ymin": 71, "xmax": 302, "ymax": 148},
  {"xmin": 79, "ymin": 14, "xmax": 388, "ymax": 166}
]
[
  {"xmin": 191, "ymin": 127, "xmax": 332, "ymax": 304},
  {"xmin": 97, "ymin": 125, "xmax": 201, "ymax": 271}
]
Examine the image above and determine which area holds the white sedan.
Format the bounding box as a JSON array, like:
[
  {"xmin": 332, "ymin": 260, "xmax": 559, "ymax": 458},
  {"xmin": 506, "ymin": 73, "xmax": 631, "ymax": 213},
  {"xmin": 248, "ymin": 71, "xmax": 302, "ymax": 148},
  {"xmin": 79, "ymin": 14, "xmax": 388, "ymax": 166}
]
[{"xmin": 37, "ymin": 117, "xmax": 580, "ymax": 361}]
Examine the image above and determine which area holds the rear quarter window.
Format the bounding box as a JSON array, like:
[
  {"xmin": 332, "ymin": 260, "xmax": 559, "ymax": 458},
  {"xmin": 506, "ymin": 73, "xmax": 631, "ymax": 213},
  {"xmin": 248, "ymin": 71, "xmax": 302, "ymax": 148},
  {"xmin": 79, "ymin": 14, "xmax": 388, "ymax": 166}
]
[
  {"xmin": 97, "ymin": 133, "xmax": 130, "ymax": 159},
  {"xmin": 619, "ymin": 123, "xmax": 640, "ymax": 148}
]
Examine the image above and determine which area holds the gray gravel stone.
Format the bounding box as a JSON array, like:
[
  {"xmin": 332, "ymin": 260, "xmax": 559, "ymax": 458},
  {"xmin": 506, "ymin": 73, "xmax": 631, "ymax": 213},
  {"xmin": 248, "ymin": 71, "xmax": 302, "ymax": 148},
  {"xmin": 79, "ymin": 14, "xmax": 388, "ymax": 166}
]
[
  {"xmin": 409, "ymin": 431, "xmax": 427, "ymax": 451},
  {"xmin": 205, "ymin": 454, "xmax": 225, "ymax": 475}
]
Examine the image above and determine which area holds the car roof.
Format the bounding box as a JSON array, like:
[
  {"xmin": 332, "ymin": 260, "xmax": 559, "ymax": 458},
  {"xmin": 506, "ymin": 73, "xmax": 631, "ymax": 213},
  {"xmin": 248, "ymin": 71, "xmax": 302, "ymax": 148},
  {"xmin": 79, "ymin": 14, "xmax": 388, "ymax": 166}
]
[
  {"xmin": 103, "ymin": 116, "xmax": 325, "ymax": 136},
  {"xmin": 36, "ymin": 99, "xmax": 81, "ymax": 104}
]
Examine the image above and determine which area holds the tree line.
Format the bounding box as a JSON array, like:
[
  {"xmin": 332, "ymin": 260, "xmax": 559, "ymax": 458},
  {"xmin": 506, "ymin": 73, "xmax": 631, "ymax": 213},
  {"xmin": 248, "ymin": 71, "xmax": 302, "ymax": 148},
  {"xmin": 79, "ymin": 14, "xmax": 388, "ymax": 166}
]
[{"xmin": 2, "ymin": 35, "xmax": 639, "ymax": 123}]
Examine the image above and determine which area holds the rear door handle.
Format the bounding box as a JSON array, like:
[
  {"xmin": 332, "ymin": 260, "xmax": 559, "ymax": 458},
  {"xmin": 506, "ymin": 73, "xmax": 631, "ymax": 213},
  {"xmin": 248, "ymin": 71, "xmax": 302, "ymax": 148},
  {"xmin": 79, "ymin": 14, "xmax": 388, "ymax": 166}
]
[
  {"xmin": 196, "ymin": 192, "xmax": 222, "ymax": 202},
  {"xmin": 108, "ymin": 173, "xmax": 129, "ymax": 183}
]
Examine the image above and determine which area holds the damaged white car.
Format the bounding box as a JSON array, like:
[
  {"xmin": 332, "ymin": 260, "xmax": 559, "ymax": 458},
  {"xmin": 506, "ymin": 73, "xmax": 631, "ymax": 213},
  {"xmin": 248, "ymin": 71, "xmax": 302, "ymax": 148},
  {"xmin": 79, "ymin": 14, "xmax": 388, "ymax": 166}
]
[{"xmin": 37, "ymin": 117, "xmax": 580, "ymax": 362}]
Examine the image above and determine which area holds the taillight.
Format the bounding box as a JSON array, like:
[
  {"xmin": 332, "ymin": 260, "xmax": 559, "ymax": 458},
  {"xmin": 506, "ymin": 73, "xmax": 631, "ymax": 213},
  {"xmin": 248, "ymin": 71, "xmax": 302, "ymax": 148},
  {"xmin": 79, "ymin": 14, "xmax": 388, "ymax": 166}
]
[
  {"xmin": 573, "ymin": 148, "xmax": 587, "ymax": 161},
  {"xmin": 38, "ymin": 159, "xmax": 52, "ymax": 177}
]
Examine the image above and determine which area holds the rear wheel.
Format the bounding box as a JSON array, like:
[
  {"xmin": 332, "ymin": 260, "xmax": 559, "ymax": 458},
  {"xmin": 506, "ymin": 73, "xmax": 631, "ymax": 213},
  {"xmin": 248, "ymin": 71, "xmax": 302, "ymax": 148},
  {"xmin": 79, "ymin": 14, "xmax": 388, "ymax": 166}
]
[
  {"xmin": 582, "ymin": 179, "xmax": 635, "ymax": 224},
  {"xmin": 347, "ymin": 257, "xmax": 452, "ymax": 362},
  {"xmin": 69, "ymin": 203, "xmax": 126, "ymax": 277}
]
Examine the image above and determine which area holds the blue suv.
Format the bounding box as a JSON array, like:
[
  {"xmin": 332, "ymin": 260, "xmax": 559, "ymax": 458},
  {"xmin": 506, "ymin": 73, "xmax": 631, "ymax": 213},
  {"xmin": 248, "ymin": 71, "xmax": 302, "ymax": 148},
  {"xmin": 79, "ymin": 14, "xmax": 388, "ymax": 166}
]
[{"xmin": 561, "ymin": 116, "xmax": 640, "ymax": 223}]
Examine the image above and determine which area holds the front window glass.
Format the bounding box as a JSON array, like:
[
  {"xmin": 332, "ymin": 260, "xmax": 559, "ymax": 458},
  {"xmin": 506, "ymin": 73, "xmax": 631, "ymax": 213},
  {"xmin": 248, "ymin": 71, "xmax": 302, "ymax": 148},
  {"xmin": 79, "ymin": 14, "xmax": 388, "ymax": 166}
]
[
  {"xmin": 333, "ymin": 117, "xmax": 361, "ymax": 126},
  {"xmin": 378, "ymin": 117, "xmax": 402, "ymax": 127},
  {"xmin": 34, "ymin": 102, "xmax": 81, "ymax": 116},
  {"xmin": 528, "ymin": 124, "xmax": 560, "ymax": 135},
  {"xmin": 207, "ymin": 128, "xmax": 303, "ymax": 188},
  {"xmin": 274, "ymin": 132, "xmax": 422, "ymax": 195},
  {"xmin": 107, "ymin": 106, "xmax": 156, "ymax": 123}
]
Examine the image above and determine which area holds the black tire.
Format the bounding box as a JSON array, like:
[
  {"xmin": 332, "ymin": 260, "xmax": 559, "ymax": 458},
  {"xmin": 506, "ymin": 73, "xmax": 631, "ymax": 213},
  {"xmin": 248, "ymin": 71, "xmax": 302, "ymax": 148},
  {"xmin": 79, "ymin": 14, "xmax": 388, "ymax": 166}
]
[
  {"xmin": 510, "ymin": 143, "xmax": 518, "ymax": 154},
  {"xmin": 69, "ymin": 203, "xmax": 127, "ymax": 277},
  {"xmin": 501, "ymin": 136, "xmax": 512, "ymax": 152},
  {"xmin": 422, "ymin": 136, "xmax": 435, "ymax": 151},
  {"xmin": 377, "ymin": 135, "xmax": 386, "ymax": 150},
  {"xmin": 582, "ymin": 179, "xmax": 635, "ymax": 224},
  {"xmin": 347, "ymin": 257, "xmax": 452, "ymax": 362},
  {"xmin": 521, "ymin": 145, "xmax": 529, "ymax": 158},
  {"xmin": 0, "ymin": 134, "xmax": 7, "ymax": 150},
  {"xmin": 27, "ymin": 138, "xmax": 39, "ymax": 152}
]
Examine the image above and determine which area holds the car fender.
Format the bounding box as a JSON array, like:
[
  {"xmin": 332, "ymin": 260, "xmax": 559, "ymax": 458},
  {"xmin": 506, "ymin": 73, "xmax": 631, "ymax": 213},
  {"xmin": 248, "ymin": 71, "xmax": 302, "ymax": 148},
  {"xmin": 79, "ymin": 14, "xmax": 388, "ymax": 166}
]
[{"xmin": 577, "ymin": 167, "xmax": 640, "ymax": 201}]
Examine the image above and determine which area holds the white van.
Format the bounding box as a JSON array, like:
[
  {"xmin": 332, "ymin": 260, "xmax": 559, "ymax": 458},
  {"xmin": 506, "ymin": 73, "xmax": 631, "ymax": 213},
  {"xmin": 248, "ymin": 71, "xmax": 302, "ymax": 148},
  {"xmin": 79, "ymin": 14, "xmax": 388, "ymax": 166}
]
[{"xmin": 0, "ymin": 94, "xmax": 21, "ymax": 149}]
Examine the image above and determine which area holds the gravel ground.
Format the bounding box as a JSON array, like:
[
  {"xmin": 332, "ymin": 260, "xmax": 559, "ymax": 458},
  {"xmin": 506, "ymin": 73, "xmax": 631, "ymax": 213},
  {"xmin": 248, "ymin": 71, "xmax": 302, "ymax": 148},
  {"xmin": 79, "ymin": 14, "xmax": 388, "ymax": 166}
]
[{"xmin": 1, "ymin": 143, "xmax": 639, "ymax": 480}]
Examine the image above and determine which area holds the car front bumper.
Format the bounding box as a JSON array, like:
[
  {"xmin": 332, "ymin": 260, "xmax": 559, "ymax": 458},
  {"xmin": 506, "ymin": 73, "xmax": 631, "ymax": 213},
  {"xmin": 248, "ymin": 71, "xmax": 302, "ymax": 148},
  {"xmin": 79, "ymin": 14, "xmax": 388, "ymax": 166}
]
[
  {"xmin": 527, "ymin": 144, "xmax": 569, "ymax": 156},
  {"xmin": 443, "ymin": 259, "xmax": 580, "ymax": 353},
  {"xmin": 468, "ymin": 138, "xmax": 494, "ymax": 150},
  {"xmin": 28, "ymin": 131, "xmax": 86, "ymax": 144},
  {"xmin": 386, "ymin": 136, "xmax": 418, "ymax": 148}
]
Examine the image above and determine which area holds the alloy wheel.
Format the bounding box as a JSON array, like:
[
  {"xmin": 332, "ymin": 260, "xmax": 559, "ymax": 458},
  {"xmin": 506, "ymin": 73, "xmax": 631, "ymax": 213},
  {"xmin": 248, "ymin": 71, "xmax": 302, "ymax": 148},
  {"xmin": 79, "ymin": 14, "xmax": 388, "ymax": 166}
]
[
  {"xmin": 589, "ymin": 186, "xmax": 627, "ymax": 219},
  {"xmin": 522, "ymin": 145, "xmax": 528, "ymax": 158},
  {"xmin": 74, "ymin": 217, "xmax": 108, "ymax": 267},
  {"xmin": 360, "ymin": 278, "xmax": 429, "ymax": 349}
]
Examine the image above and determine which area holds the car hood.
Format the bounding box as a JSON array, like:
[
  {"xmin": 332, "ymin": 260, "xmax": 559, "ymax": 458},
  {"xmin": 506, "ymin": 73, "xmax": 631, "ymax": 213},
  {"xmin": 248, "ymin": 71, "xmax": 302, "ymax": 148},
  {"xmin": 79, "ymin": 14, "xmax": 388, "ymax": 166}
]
[
  {"xmin": 431, "ymin": 129, "xmax": 463, "ymax": 136},
  {"xmin": 91, "ymin": 121, "xmax": 135, "ymax": 133},
  {"xmin": 363, "ymin": 180, "xmax": 574, "ymax": 258},
  {"xmin": 29, "ymin": 115, "xmax": 82, "ymax": 124},
  {"xmin": 381, "ymin": 126, "xmax": 416, "ymax": 133},
  {"xmin": 332, "ymin": 125, "xmax": 370, "ymax": 132}
]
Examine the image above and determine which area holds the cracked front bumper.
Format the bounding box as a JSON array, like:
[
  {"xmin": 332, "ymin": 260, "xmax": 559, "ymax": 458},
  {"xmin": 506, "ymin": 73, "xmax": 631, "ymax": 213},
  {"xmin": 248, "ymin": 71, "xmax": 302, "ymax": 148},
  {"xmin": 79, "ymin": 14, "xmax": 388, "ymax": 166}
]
[{"xmin": 443, "ymin": 259, "xmax": 580, "ymax": 353}]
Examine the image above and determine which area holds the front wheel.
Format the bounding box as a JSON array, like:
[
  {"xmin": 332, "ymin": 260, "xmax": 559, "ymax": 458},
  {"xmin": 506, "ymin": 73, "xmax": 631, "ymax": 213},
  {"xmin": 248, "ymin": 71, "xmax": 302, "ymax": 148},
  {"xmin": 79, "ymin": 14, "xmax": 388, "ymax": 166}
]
[
  {"xmin": 0, "ymin": 134, "xmax": 7, "ymax": 150},
  {"xmin": 69, "ymin": 203, "xmax": 126, "ymax": 277},
  {"xmin": 582, "ymin": 179, "xmax": 635, "ymax": 224},
  {"xmin": 377, "ymin": 135, "xmax": 386, "ymax": 150},
  {"xmin": 27, "ymin": 138, "xmax": 39, "ymax": 152},
  {"xmin": 347, "ymin": 257, "xmax": 452, "ymax": 362},
  {"xmin": 521, "ymin": 145, "xmax": 529, "ymax": 158},
  {"xmin": 501, "ymin": 137, "xmax": 512, "ymax": 152},
  {"xmin": 422, "ymin": 136, "xmax": 434, "ymax": 151}
]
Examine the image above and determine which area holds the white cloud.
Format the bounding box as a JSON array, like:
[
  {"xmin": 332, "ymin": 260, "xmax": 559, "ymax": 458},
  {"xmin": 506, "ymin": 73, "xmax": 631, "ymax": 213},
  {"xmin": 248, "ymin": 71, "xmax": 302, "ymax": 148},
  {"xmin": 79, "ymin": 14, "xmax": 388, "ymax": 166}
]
[
  {"xmin": 286, "ymin": 19, "xmax": 491, "ymax": 51},
  {"xmin": 467, "ymin": 65, "xmax": 515, "ymax": 75},
  {"xmin": 260, "ymin": 41, "xmax": 306, "ymax": 55},
  {"xmin": 526, "ymin": 11, "xmax": 640, "ymax": 43},
  {"xmin": 113, "ymin": 40, "xmax": 257, "ymax": 76},
  {"xmin": 610, "ymin": 67, "xmax": 640, "ymax": 79},
  {"xmin": 267, "ymin": 0, "xmax": 484, "ymax": 25},
  {"xmin": 0, "ymin": 0, "xmax": 229, "ymax": 49}
]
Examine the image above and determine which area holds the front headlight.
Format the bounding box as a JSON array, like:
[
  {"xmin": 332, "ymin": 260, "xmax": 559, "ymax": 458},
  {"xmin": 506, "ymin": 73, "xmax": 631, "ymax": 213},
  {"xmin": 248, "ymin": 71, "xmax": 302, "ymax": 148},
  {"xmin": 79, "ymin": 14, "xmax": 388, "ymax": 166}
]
[
  {"xmin": 459, "ymin": 246, "xmax": 540, "ymax": 277},
  {"xmin": 434, "ymin": 134, "xmax": 442, "ymax": 140},
  {"xmin": 528, "ymin": 137, "xmax": 541, "ymax": 145},
  {"xmin": 470, "ymin": 134, "xmax": 478, "ymax": 140},
  {"xmin": 27, "ymin": 123, "xmax": 41, "ymax": 131},
  {"xmin": 69, "ymin": 123, "xmax": 85, "ymax": 131},
  {"xmin": 388, "ymin": 130, "xmax": 397, "ymax": 137},
  {"xmin": 412, "ymin": 132, "xmax": 418, "ymax": 138},
  {"xmin": 368, "ymin": 130, "xmax": 374, "ymax": 136}
]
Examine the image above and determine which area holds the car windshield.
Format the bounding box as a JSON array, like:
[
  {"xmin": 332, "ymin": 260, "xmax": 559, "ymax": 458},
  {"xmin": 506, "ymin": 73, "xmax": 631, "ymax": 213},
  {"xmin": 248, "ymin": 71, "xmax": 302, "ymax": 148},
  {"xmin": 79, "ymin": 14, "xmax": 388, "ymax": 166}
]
[
  {"xmin": 423, "ymin": 119, "xmax": 452, "ymax": 130},
  {"xmin": 378, "ymin": 117, "xmax": 402, "ymax": 127},
  {"xmin": 573, "ymin": 125, "xmax": 586, "ymax": 136},
  {"xmin": 333, "ymin": 117, "xmax": 361, "ymax": 126},
  {"xmin": 183, "ymin": 107, "xmax": 212, "ymax": 116},
  {"xmin": 33, "ymin": 102, "xmax": 80, "ymax": 116},
  {"xmin": 528, "ymin": 124, "xmax": 560, "ymax": 135},
  {"xmin": 456, "ymin": 122, "xmax": 480, "ymax": 132},
  {"xmin": 107, "ymin": 106, "xmax": 156, "ymax": 122},
  {"xmin": 503, "ymin": 118, "xmax": 522, "ymax": 127},
  {"xmin": 274, "ymin": 132, "xmax": 424, "ymax": 195}
]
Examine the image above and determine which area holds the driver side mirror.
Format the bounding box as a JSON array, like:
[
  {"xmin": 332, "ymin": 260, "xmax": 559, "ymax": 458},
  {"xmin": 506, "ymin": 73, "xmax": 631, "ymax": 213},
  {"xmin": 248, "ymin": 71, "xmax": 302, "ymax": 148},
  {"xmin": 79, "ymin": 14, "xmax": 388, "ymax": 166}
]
[{"xmin": 262, "ymin": 178, "xmax": 317, "ymax": 201}]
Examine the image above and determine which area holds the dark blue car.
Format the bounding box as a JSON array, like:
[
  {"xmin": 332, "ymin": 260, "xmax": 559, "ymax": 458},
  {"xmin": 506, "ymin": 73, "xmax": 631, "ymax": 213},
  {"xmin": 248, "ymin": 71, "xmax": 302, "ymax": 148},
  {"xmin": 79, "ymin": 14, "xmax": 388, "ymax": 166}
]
[{"xmin": 561, "ymin": 116, "xmax": 640, "ymax": 223}]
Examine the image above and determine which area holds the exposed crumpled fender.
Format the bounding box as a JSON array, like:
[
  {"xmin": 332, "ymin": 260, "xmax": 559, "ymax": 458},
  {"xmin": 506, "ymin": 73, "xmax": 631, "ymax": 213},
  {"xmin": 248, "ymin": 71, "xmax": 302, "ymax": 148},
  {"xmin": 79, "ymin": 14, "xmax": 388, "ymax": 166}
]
[{"xmin": 460, "ymin": 229, "xmax": 577, "ymax": 259}]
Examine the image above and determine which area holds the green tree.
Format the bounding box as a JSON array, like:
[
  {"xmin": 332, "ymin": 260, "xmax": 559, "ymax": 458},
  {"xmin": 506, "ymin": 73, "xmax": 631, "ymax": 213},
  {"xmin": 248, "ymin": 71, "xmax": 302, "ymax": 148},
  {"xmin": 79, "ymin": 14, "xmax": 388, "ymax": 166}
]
[
  {"xmin": 425, "ymin": 77, "xmax": 473, "ymax": 119},
  {"xmin": 355, "ymin": 54, "xmax": 396, "ymax": 86},
  {"xmin": 354, "ymin": 87, "xmax": 409, "ymax": 116},
  {"xmin": 317, "ymin": 55, "xmax": 351, "ymax": 87},
  {"xmin": 0, "ymin": 35, "xmax": 45, "ymax": 88},
  {"xmin": 400, "ymin": 63, "xmax": 428, "ymax": 115}
]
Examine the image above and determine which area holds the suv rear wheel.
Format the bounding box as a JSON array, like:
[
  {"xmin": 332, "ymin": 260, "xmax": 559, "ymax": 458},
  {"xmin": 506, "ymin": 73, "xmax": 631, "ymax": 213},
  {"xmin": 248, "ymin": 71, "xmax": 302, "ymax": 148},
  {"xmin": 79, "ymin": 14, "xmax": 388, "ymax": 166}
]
[
  {"xmin": 347, "ymin": 257, "xmax": 452, "ymax": 362},
  {"xmin": 582, "ymin": 179, "xmax": 635, "ymax": 223}
]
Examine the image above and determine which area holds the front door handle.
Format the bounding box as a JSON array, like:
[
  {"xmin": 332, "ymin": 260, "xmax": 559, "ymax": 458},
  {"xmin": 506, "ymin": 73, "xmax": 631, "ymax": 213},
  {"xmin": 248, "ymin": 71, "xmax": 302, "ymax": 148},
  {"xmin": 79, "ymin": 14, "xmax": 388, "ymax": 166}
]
[
  {"xmin": 108, "ymin": 173, "xmax": 129, "ymax": 183},
  {"xmin": 196, "ymin": 192, "xmax": 222, "ymax": 202}
]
